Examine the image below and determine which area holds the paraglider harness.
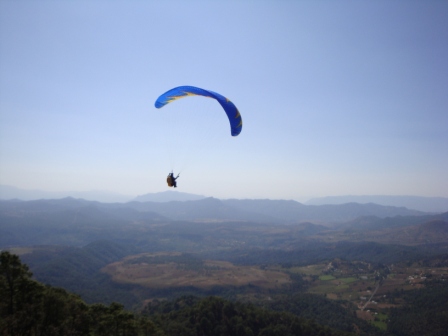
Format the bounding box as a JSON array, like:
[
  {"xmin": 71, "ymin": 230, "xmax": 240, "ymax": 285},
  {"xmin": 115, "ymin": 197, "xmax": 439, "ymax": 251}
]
[{"xmin": 167, "ymin": 172, "xmax": 180, "ymax": 188}]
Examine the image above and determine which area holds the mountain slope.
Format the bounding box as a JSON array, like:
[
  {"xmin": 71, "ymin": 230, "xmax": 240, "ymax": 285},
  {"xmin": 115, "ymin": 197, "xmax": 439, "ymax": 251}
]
[
  {"xmin": 222, "ymin": 199, "xmax": 426, "ymax": 223},
  {"xmin": 339, "ymin": 212, "xmax": 448, "ymax": 231},
  {"xmin": 372, "ymin": 219, "xmax": 448, "ymax": 245}
]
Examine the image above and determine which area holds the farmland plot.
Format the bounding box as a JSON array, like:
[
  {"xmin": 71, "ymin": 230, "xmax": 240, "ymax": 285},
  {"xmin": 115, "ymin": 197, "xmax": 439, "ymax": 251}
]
[{"xmin": 102, "ymin": 252, "xmax": 291, "ymax": 289}]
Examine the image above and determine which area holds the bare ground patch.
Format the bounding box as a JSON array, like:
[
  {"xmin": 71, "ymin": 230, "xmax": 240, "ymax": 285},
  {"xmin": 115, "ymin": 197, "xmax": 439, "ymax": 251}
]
[{"xmin": 102, "ymin": 252, "xmax": 291, "ymax": 289}]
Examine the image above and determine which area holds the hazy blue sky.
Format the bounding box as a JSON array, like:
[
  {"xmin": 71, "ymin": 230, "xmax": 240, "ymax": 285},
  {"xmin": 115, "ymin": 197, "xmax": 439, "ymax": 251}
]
[{"xmin": 1, "ymin": 0, "xmax": 447, "ymax": 201}]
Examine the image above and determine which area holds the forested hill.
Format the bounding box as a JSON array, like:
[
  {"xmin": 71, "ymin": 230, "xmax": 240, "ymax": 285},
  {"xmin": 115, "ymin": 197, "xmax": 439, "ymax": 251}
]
[{"xmin": 1, "ymin": 251, "xmax": 352, "ymax": 336}]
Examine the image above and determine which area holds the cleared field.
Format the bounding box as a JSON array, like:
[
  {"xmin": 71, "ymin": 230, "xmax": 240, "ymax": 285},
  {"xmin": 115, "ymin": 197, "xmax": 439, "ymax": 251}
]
[
  {"xmin": 102, "ymin": 252, "xmax": 291, "ymax": 289},
  {"xmin": 319, "ymin": 275, "xmax": 336, "ymax": 281},
  {"xmin": 287, "ymin": 264, "xmax": 327, "ymax": 275},
  {"xmin": 339, "ymin": 277, "xmax": 358, "ymax": 284}
]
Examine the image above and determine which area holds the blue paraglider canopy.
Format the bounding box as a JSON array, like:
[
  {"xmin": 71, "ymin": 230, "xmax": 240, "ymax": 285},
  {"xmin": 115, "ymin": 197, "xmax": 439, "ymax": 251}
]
[{"xmin": 154, "ymin": 86, "xmax": 242, "ymax": 136}]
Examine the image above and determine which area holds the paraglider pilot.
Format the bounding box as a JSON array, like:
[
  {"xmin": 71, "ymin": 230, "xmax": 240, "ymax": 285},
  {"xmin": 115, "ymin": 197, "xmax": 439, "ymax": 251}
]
[{"xmin": 167, "ymin": 172, "xmax": 179, "ymax": 188}]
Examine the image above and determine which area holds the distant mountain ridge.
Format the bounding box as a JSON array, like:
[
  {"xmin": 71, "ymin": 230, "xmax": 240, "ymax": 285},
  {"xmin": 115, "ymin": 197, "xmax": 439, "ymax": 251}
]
[
  {"xmin": 1, "ymin": 197, "xmax": 427, "ymax": 226},
  {"xmin": 306, "ymin": 195, "xmax": 448, "ymax": 213},
  {"xmin": 133, "ymin": 191, "xmax": 206, "ymax": 202},
  {"xmin": 0, "ymin": 185, "xmax": 208, "ymax": 203},
  {"xmin": 3, "ymin": 184, "xmax": 447, "ymax": 213},
  {"xmin": 0, "ymin": 184, "xmax": 132, "ymax": 203},
  {"xmin": 2, "ymin": 198, "xmax": 447, "ymax": 267}
]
